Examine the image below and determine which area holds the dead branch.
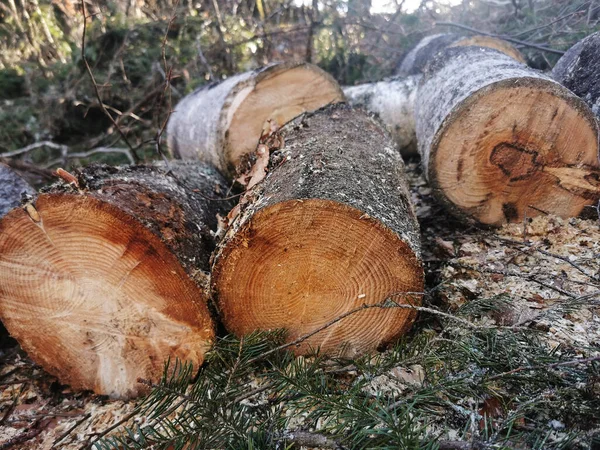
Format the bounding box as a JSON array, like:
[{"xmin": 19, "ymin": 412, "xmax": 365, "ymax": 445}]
[
  {"xmin": 489, "ymin": 355, "xmax": 600, "ymax": 380},
  {"xmin": 1, "ymin": 141, "xmax": 68, "ymax": 159},
  {"xmin": 80, "ymin": 0, "xmax": 141, "ymax": 163},
  {"xmin": 1, "ymin": 141, "xmax": 134, "ymax": 168},
  {"xmin": 53, "ymin": 413, "xmax": 91, "ymax": 446}
]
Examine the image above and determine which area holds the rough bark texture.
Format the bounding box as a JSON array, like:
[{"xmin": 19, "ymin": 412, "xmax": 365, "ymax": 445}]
[
  {"xmin": 72, "ymin": 161, "xmax": 233, "ymax": 277},
  {"xmin": 0, "ymin": 161, "xmax": 233, "ymax": 399},
  {"xmin": 552, "ymin": 31, "xmax": 600, "ymax": 119},
  {"xmin": 343, "ymin": 75, "xmax": 420, "ymax": 158},
  {"xmin": 395, "ymin": 33, "xmax": 525, "ymax": 76},
  {"xmin": 0, "ymin": 163, "xmax": 35, "ymax": 218},
  {"xmin": 415, "ymin": 46, "xmax": 600, "ymax": 227},
  {"xmin": 212, "ymin": 103, "xmax": 423, "ymax": 357},
  {"xmin": 166, "ymin": 61, "xmax": 344, "ymax": 177}
]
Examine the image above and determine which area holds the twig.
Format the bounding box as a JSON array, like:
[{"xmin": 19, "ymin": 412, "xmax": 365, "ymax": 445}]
[
  {"xmin": 82, "ymin": 406, "xmax": 142, "ymax": 449},
  {"xmin": 435, "ymin": 21, "xmax": 566, "ymax": 55},
  {"xmin": 450, "ymin": 262, "xmax": 579, "ymax": 299},
  {"xmin": 153, "ymin": 0, "xmax": 181, "ymax": 174},
  {"xmin": 495, "ymin": 237, "xmax": 599, "ymax": 282},
  {"xmin": 280, "ymin": 430, "xmax": 345, "ymax": 449},
  {"xmin": 54, "ymin": 413, "xmax": 91, "ymax": 445},
  {"xmin": 0, "ymin": 383, "xmax": 26, "ymax": 425},
  {"xmin": 44, "ymin": 146, "xmax": 134, "ymax": 168},
  {"xmin": 489, "ymin": 355, "xmax": 600, "ymax": 380},
  {"xmin": 80, "ymin": 0, "xmax": 141, "ymax": 163},
  {"xmin": 511, "ymin": 8, "xmax": 587, "ymax": 38},
  {"xmin": 0, "ymin": 419, "xmax": 50, "ymax": 449},
  {"xmin": 195, "ymin": 36, "xmax": 214, "ymax": 80},
  {"xmin": 244, "ymin": 293, "xmax": 526, "ymax": 365},
  {"xmin": 0, "ymin": 158, "xmax": 54, "ymax": 181},
  {"xmin": 1, "ymin": 140, "xmax": 68, "ymax": 158}
]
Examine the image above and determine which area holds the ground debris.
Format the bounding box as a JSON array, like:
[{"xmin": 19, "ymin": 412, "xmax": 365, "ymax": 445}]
[{"xmin": 1, "ymin": 162, "xmax": 599, "ymax": 449}]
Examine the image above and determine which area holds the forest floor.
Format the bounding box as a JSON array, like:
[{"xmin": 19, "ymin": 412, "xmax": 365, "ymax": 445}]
[{"xmin": 0, "ymin": 160, "xmax": 599, "ymax": 449}]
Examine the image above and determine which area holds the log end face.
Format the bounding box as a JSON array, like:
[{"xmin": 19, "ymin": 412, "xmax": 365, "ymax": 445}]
[
  {"xmin": 225, "ymin": 64, "xmax": 345, "ymax": 176},
  {"xmin": 429, "ymin": 79, "xmax": 600, "ymax": 226},
  {"xmin": 0, "ymin": 194, "xmax": 215, "ymax": 399},
  {"xmin": 213, "ymin": 199, "xmax": 423, "ymax": 358},
  {"xmin": 451, "ymin": 35, "xmax": 526, "ymax": 64}
]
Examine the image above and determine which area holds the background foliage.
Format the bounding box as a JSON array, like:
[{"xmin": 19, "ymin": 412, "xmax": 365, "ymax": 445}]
[{"xmin": 1, "ymin": 0, "xmax": 599, "ymax": 180}]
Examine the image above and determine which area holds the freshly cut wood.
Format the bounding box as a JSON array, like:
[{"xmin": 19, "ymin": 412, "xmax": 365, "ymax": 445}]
[
  {"xmin": 415, "ymin": 46, "xmax": 600, "ymax": 227},
  {"xmin": 553, "ymin": 32, "xmax": 600, "ymax": 119},
  {"xmin": 167, "ymin": 62, "xmax": 344, "ymax": 177},
  {"xmin": 343, "ymin": 75, "xmax": 420, "ymax": 158},
  {"xmin": 0, "ymin": 162, "xmax": 232, "ymax": 399},
  {"xmin": 396, "ymin": 33, "xmax": 526, "ymax": 76},
  {"xmin": 212, "ymin": 104, "xmax": 423, "ymax": 357},
  {"xmin": 0, "ymin": 163, "xmax": 35, "ymax": 217}
]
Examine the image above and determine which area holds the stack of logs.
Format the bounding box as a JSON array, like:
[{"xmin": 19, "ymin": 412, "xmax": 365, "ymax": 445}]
[{"xmin": 0, "ymin": 34, "xmax": 599, "ymax": 399}]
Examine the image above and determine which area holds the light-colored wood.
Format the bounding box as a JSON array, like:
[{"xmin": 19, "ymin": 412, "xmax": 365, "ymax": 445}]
[
  {"xmin": 415, "ymin": 46, "xmax": 600, "ymax": 226},
  {"xmin": 451, "ymin": 35, "xmax": 526, "ymax": 64},
  {"xmin": 396, "ymin": 33, "xmax": 526, "ymax": 76},
  {"xmin": 343, "ymin": 75, "xmax": 420, "ymax": 158},
  {"xmin": 552, "ymin": 31, "xmax": 600, "ymax": 119},
  {"xmin": 0, "ymin": 162, "xmax": 232, "ymax": 399},
  {"xmin": 167, "ymin": 62, "xmax": 344, "ymax": 177},
  {"xmin": 212, "ymin": 104, "xmax": 423, "ymax": 357}
]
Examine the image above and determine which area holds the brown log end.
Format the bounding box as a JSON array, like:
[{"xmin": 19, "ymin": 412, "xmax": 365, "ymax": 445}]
[
  {"xmin": 212, "ymin": 199, "xmax": 423, "ymax": 358},
  {"xmin": 0, "ymin": 193, "xmax": 215, "ymax": 399},
  {"xmin": 430, "ymin": 78, "xmax": 600, "ymax": 226},
  {"xmin": 451, "ymin": 36, "xmax": 526, "ymax": 64},
  {"xmin": 226, "ymin": 64, "xmax": 344, "ymax": 174}
]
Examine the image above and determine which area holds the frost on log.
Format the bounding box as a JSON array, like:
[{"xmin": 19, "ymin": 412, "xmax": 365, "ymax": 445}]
[
  {"xmin": 212, "ymin": 104, "xmax": 424, "ymax": 357},
  {"xmin": 167, "ymin": 61, "xmax": 344, "ymax": 177},
  {"xmin": 552, "ymin": 31, "xmax": 600, "ymax": 119},
  {"xmin": 344, "ymin": 75, "xmax": 420, "ymax": 158},
  {"xmin": 0, "ymin": 162, "xmax": 233, "ymax": 399},
  {"xmin": 415, "ymin": 47, "xmax": 600, "ymax": 227},
  {"xmin": 0, "ymin": 163, "xmax": 35, "ymax": 218},
  {"xmin": 395, "ymin": 33, "xmax": 526, "ymax": 76}
]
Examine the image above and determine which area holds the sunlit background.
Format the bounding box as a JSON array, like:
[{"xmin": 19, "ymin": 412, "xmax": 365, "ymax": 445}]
[
  {"xmin": 372, "ymin": 0, "xmax": 464, "ymax": 14},
  {"xmin": 294, "ymin": 0, "xmax": 464, "ymax": 14}
]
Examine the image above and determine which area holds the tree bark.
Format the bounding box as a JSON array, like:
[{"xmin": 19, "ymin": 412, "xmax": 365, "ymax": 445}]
[
  {"xmin": 0, "ymin": 163, "xmax": 35, "ymax": 218},
  {"xmin": 344, "ymin": 75, "xmax": 420, "ymax": 158},
  {"xmin": 395, "ymin": 33, "xmax": 526, "ymax": 76},
  {"xmin": 0, "ymin": 161, "xmax": 233, "ymax": 399},
  {"xmin": 212, "ymin": 104, "xmax": 423, "ymax": 358},
  {"xmin": 166, "ymin": 62, "xmax": 344, "ymax": 178},
  {"xmin": 415, "ymin": 46, "xmax": 600, "ymax": 227},
  {"xmin": 552, "ymin": 31, "xmax": 600, "ymax": 120}
]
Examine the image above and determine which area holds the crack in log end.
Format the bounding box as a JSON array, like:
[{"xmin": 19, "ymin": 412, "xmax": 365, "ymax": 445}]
[
  {"xmin": 490, "ymin": 143, "xmax": 541, "ymax": 181},
  {"xmin": 584, "ymin": 172, "xmax": 600, "ymax": 189},
  {"xmin": 502, "ymin": 202, "xmax": 519, "ymax": 222},
  {"xmin": 456, "ymin": 157, "xmax": 464, "ymax": 181}
]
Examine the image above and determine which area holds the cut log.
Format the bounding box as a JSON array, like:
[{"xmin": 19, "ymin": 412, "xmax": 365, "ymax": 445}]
[
  {"xmin": 167, "ymin": 62, "xmax": 344, "ymax": 177},
  {"xmin": 552, "ymin": 32, "xmax": 600, "ymax": 119},
  {"xmin": 0, "ymin": 162, "xmax": 232, "ymax": 399},
  {"xmin": 343, "ymin": 75, "xmax": 420, "ymax": 158},
  {"xmin": 0, "ymin": 163, "xmax": 35, "ymax": 218},
  {"xmin": 396, "ymin": 33, "xmax": 526, "ymax": 76},
  {"xmin": 415, "ymin": 46, "xmax": 600, "ymax": 227},
  {"xmin": 212, "ymin": 104, "xmax": 423, "ymax": 358}
]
